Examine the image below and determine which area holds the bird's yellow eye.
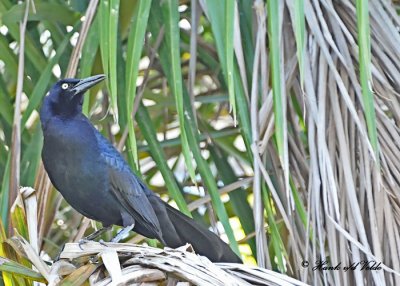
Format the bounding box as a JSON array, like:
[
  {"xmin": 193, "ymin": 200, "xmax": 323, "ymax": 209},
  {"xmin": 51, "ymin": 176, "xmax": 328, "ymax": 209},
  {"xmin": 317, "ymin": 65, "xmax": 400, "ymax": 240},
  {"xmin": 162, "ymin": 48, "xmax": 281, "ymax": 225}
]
[{"xmin": 61, "ymin": 83, "xmax": 69, "ymax": 90}]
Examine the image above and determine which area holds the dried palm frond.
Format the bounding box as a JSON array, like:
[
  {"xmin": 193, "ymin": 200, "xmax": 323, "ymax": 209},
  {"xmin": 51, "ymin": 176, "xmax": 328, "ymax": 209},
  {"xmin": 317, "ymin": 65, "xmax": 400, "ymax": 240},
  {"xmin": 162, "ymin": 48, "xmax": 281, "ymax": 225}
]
[
  {"xmin": 246, "ymin": 0, "xmax": 400, "ymax": 284},
  {"xmin": 2, "ymin": 188, "xmax": 306, "ymax": 285},
  {"xmin": 9, "ymin": 236, "xmax": 307, "ymax": 286}
]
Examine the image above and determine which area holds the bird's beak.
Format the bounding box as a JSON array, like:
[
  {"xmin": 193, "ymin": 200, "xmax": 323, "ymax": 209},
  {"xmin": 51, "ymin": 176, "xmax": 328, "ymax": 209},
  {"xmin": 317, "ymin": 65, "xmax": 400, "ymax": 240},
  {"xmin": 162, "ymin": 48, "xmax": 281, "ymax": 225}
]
[{"xmin": 71, "ymin": 74, "xmax": 106, "ymax": 96}]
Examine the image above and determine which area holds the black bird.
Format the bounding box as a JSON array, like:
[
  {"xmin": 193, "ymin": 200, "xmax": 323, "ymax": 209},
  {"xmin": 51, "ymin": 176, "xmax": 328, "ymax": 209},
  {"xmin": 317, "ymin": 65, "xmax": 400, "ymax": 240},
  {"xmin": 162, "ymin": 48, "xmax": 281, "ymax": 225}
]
[{"xmin": 40, "ymin": 75, "xmax": 242, "ymax": 263}]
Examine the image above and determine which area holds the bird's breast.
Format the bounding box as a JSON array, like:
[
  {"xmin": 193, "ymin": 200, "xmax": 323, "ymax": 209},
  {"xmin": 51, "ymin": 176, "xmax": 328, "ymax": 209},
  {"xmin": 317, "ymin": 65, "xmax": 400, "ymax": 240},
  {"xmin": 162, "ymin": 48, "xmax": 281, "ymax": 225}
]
[
  {"xmin": 42, "ymin": 118, "xmax": 121, "ymax": 225},
  {"xmin": 42, "ymin": 118, "xmax": 101, "ymax": 174}
]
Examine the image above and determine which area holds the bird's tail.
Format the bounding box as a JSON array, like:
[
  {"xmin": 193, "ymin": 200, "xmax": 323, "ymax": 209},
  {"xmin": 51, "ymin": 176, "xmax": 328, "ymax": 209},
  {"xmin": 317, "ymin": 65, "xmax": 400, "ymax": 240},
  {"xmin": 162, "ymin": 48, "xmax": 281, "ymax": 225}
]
[{"xmin": 161, "ymin": 202, "xmax": 242, "ymax": 263}]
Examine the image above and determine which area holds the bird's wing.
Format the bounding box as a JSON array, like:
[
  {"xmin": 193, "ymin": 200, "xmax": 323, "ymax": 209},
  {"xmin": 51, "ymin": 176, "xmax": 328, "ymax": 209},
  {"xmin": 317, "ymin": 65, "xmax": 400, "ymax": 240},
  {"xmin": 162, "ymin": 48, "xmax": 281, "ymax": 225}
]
[{"xmin": 94, "ymin": 130, "xmax": 162, "ymax": 238}]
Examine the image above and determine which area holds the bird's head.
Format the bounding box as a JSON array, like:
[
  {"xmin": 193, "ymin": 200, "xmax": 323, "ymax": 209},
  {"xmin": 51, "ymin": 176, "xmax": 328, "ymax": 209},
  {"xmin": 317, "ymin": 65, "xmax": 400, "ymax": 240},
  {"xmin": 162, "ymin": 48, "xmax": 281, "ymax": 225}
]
[{"xmin": 40, "ymin": 74, "xmax": 105, "ymax": 120}]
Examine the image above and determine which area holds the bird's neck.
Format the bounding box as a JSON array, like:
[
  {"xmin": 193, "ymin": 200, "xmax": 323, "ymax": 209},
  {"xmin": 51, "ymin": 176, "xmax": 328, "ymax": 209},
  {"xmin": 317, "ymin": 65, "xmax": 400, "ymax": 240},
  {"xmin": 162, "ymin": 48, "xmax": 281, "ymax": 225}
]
[
  {"xmin": 40, "ymin": 97, "xmax": 82, "ymax": 131},
  {"xmin": 40, "ymin": 98, "xmax": 54, "ymax": 131}
]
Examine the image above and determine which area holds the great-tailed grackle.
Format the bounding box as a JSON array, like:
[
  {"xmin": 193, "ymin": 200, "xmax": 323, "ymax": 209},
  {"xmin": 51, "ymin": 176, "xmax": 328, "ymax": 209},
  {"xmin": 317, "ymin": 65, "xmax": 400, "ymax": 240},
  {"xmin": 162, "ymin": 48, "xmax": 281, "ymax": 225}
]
[{"xmin": 40, "ymin": 75, "xmax": 241, "ymax": 263}]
